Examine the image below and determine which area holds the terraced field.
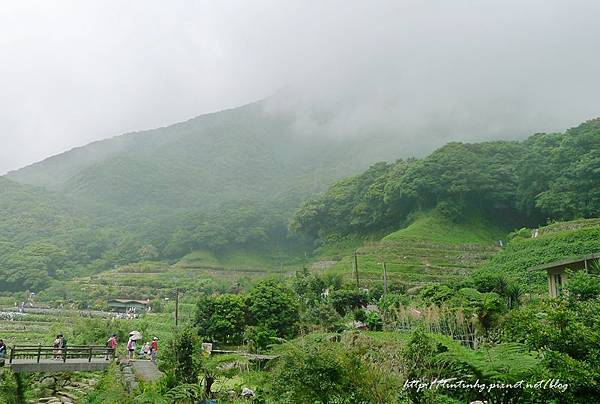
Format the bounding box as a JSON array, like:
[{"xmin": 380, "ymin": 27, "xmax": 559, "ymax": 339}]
[
  {"xmin": 319, "ymin": 211, "xmax": 505, "ymax": 290},
  {"xmin": 44, "ymin": 249, "xmax": 304, "ymax": 306},
  {"xmin": 0, "ymin": 311, "xmax": 76, "ymax": 346},
  {"xmin": 323, "ymin": 240, "xmax": 500, "ymax": 290},
  {"xmin": 39, "ymin": 212, "xmax": 508, "ymax": 305}
]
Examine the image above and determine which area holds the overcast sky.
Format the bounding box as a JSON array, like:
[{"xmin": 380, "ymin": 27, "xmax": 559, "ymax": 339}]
[{"xmin": 1, "ymin": 1, "xmax": 600, "ymax": 174}]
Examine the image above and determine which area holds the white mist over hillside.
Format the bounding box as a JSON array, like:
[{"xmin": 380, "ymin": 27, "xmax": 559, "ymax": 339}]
[{"xmin": 1, "ymin": 0, "xmax": 600, "ymax": 173}]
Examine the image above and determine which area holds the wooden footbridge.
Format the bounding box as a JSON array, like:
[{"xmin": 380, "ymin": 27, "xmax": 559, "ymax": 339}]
[{"xmin": 4, "ymin": 345, "xmax": 115, "ymax": 373}]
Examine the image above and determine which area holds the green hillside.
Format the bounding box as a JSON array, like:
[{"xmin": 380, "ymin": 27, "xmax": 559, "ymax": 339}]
[
  {"xmin": 3, "ymin": 114, "xmax": 600, "ymax": 296},
  {"xmin": 5, "ymin": 100, "xmax": 404, "ymax": 266},
  {"xmin": 382, "ymin": 211, "xmax": 506, "ymax": 244},
  {"xmin": 479, "ymin": 218, "xmax": 600, "ymax": 288},
  {"xmin": 319, "ymin": 211, "xmax": 503, "ymax": 290},
  {"xmin": 0, "ymin": 177, "xmax": 91, "ymax": 291},
  {"xmin": 0, "ymin": 177, "xmax": 146, "ymax": 291},
  {"xmin": 291, "ymin": 118, "xmax": 600, "ymax": 242}
]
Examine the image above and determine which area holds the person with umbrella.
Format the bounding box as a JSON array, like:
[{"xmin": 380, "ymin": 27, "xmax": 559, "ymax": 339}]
[{"xmin": 127, "ymin": 331, "xmax": 142, "ymax": 360}]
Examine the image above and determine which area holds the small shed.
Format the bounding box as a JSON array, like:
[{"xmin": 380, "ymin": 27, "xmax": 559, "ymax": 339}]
[
  {"xmin": 531, "ymin": 253, "xmax": 600, "ymax": 297},
  {"xmin": 107, "ymin": 298, "xmax": 149, "ymax": 313}
]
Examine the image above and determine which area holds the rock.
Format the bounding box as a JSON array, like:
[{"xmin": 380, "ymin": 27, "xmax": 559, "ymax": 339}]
[
  {"xmin": 37, "ymin": 398, "xmax": 56, "ymax": 403},
  {"xmin": 55, "ymin": 391, "xmax": 77, "ymax": 401},
  {"xmin": 61, "ymin": 386, "xmax": 85, "ymax": 397},
  {"xmin": 40, "ymin": 388, "xmax": 54, "ymax": 397},
  {"xmin": 40, "ymin": 377, "xmax": 56, "ymax": 388},
  {"xmin": 241, "ymin": 387, "xmax": 255, "ymax": 397}
]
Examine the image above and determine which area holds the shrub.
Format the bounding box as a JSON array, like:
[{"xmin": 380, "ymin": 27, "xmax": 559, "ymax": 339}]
[
  {"xmin": 329, "ymin": 288, "xmax": 368, "ymax": 315},
  {"xmin": 246, "ymin": 280, "xmax": 299, "ymax": 339}
]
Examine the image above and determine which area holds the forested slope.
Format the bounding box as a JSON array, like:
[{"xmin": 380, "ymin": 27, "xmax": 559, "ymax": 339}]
[
  {"xmin": 291, "ymin": 118, "xmax": 600, "ymax": 242},
  {"xmin": 0, "ymin": 177, "xmax": 138, "ymax": 291},
  {"xmin": 6, "ymin": 101, "xmax": 400, "ymax": 260},
  {"xmin": 3, "ymin": 115, "xmax": 599, "ymax": 294}
]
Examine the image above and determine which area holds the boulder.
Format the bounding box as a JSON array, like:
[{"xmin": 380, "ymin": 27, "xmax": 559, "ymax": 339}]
[
  {"xmin": 40, "ymin": 377, "xmax": 56, "ymax": 388},
  {"xmin": 241, "ymin": 387, "xmax": 255, "ymax": 397}
]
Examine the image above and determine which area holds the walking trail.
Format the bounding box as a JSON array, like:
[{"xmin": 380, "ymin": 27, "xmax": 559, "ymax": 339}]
[{"xmin": 130, "ymin": 359, "xmax": 163, "ymax": 382}]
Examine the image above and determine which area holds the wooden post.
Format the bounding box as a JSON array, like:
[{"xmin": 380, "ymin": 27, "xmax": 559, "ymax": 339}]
[
  {"xmin": 37, "ymin": 343, "xmax": 41, "ymax": 363},
  {"xmin": 383, "ymin": 262, "xmax": 388, "ymax": 302},
  {"xmin": 9, "ymin": 346, "xmax": 14, "ymax": 364},
  {"xmin": 89, "ymin": 346, "xmax": 93, "ymax": 362},
  {"xmin": 175, "ymin": 288, "xmax": 180, "ymax": 327},
  {"xmin": 63, "ymin": 346, "xmax": 67, "ymax": 363},
  {"xmin": 354, "ymin": 250, "xmax": 360, "ymax": 289}
]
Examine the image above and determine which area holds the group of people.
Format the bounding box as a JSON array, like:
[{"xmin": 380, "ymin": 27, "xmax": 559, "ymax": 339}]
[
  {"xmin": 106, "ymin": 333, "xmax": 158, "ymax": 363},
  {"xmin": 52, "ymin": 334, "xmax": 67, "ymax": 359},
  {"xmin": 127, "ymin": 336, "xmax": 159, "ymax": 363}
]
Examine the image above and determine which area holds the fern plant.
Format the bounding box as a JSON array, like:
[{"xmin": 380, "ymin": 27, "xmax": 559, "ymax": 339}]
[
  {"xmin": 434, "ymin": 335, "xmax": 539, "ymax": 403},
  {"xmin": 164, "ymin": 383, "xmax": 203, "ymax": 403}
]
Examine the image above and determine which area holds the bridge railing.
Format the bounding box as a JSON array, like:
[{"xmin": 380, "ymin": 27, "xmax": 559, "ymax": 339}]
[{"xmin": 8, "ymin": 345, "xmax": 115, "ymax": 364}]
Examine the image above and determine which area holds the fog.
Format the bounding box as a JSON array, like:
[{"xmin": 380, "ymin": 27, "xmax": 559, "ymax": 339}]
[{"xmin": 2, "ymin": 0, "xmax": 600, "ymax": 174}]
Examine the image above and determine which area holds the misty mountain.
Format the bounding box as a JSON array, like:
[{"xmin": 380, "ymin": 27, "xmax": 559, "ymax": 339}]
[
  {"xmin": 5, "ymin": 100, "xmax": 408, "ymax": 260},
  {"xmin": 9, "ymin": 101, "xmax": 400, "ymax": 208}
]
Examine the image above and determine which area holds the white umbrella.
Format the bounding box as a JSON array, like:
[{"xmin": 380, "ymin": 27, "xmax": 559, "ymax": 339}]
[{"xmin": 129, "ymin": 331, "xmax": 143, "ymax": 340}]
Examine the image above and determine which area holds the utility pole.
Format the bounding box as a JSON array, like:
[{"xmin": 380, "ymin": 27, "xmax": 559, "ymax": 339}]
[
  {"xmin": 175, "ymin": 288, "xmax": 179, "ymax": 327},
  {"xmin": 354, "ymin": 250, "xmax": 360, "ymax": 289},
  {"xmin": 382, "ymin": 261, "xmax": 388, "ymax": 302}
]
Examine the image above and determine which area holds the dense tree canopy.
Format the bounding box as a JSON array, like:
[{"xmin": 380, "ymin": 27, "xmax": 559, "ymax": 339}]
[
  {"xmin": 0, "ymin": 178, "xmax": 142, "ymax": 291},
  {"xmin": 290, "ymin": 119, "xmax": 600, "ymax": 240}
]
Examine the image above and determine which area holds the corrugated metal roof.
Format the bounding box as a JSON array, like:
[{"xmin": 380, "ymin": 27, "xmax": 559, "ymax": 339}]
[
  {"xmin": 108, "ymin": 298, "xmax": 149, "ymax": 304},
  {"xmin": 530, "ymin": 252, "xmax": 600, "ymax": 271}
]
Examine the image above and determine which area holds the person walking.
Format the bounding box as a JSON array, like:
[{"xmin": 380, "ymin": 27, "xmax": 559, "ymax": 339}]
[
  {"xmin": 59, "ymin": 334, "xmax": 67, "ymax": 350},
  {"xmin": 53, "ymin": 334, "xmax": 61, "ymax": 360},
  {"xmin": 127, "ymin": 336, "xmax": 136, "ymax": 360},
  {"xmin": 106, "ymin": 334, "xmax": 118, "ymax": 360},
  {"xmin": 150, "ymin": 337, "xmax": 158, "ymax": 363},
  {"xmin": 0, "ymin": 339, "xmax": 6, "ymax": 358}
]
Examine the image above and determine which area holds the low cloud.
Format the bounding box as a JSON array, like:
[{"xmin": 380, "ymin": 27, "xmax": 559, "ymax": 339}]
[{"xmin": 2, "ymin": 0, "xmax": 600, "ymax": 172}]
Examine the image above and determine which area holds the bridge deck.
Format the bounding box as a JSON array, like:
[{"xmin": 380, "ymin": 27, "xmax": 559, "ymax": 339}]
[{"xmin": 7, "ymin": 358, "xmax": 112, "ymax": 373}]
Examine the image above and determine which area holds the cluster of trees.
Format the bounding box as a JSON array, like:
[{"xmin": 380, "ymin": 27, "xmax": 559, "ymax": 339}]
[
  {"xmin": 194, "ymin": 280, "xmax": 299, "ymax": 349},
  {"xmin": 193, "ymin": 271, "xmax": 390, "ymax": 351},
  {"xmin": 0, "ymin": 178, "xmax": 150, "ymax": 292},
  {"xmin": 291, "ymin": 118, "xmax": 600, "ymax": 240}
]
